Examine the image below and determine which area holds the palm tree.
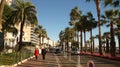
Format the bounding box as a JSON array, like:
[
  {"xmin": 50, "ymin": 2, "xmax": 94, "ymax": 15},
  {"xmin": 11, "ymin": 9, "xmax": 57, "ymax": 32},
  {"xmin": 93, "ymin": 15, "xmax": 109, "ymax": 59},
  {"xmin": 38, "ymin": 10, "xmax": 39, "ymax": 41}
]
[
  {"xmin": 12, "ymin": 0, "xmax": 38, "ymax": 51},
  {"xmin": 104, "ymin": 0, "xmax": 119, "ymax": 7},
  {"xmin": 90, "ymin": 36, "xmax": 96, "ymax": 53},
  {"xmin": 59, "ymin": 30, "xmax": 64, "ymax": 49},
  {"xmin": 70, "ymin": 6, "xmax": 80, "ymax": 22},
  {"xmin": 69, "ymin": 6, "xmax": 80, "ymax": 41},
  {"xmin": 34, "ymin": 25, "xmax": 43, "ymax": 46},
  {"xmin": 41, "ymin": 28, "xmax": 47, "ymax": 47},
  {"xmin": 59, "ymin": 30, "xmax": 66, "ymax": 50},
  {"xmin": 64, "ymin": 27, "xmax": 75, "ymax": 51},
  {"xmin": 2, "ymin": 4, "xmax": 17, "ymax": 32},
  {"xmin": 86, "ymin": 0, "xmax": 102, "ymax": 55},
  {"xmin": 104, "ymin": 9, "xmax": 119, "ymax": 56},
  {"xmin": 87, "ymin": 12, "xmax": 97, "ymax": 53},
  {"xmin": 75, "ymin": 21, "xmax": 83, "ymax": 52},
  {"xmin": 103, "ymin": 32, "xmax": 110, "ymax": 53},
  {"xmin": 104, "ymin": 0, "xmax": 120, "ymax": 55},
  {"xmin": 0, "ymin": 0, "xmax": 6, "ymax": 32},
  {"xmin": 2, "ymin": 4, "xmax": 18, "ymax": 51},
  {"xmin": 81, "ymin": 15, "xmax": 89, "ymax": 52}
]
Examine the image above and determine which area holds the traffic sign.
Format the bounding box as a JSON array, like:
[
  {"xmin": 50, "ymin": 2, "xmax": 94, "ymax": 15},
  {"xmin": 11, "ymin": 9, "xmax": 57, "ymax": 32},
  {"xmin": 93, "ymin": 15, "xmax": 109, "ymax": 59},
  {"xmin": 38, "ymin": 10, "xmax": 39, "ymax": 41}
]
[{"xmin": 87, "ymin": 60, "xmax": 94, "ymax": 67}]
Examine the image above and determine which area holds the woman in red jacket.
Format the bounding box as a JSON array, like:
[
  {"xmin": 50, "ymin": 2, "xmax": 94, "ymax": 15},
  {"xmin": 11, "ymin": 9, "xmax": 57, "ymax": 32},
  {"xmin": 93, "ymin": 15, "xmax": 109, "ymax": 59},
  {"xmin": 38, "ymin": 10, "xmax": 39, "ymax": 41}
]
[{"xmin": 34, "ymin": 48, "xmax": 39, "ymax": 60}]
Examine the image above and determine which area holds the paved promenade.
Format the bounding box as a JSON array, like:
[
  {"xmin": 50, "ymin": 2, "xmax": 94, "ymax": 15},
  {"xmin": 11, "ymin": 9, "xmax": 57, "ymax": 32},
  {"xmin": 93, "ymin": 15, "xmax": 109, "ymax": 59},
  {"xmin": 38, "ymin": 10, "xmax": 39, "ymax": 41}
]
[{"xmin": 15, "ymin": 53, "xmax": 60, "ymax": 67}]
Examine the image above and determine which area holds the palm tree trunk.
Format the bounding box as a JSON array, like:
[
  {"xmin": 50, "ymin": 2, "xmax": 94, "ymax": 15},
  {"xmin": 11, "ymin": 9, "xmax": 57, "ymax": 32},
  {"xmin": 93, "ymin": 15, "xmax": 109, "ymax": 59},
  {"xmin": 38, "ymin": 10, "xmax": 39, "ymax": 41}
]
[
  {"xmin": 18, "ymin": 14, "xmax": 26, "ymax": 51},
  {"xmin": 110, "ymin": 21, "xmax": 116, "ymax": 56},
  {"xmin": 93, "ymin": 38, "xmax": 95, "ymax": 53},
  {"xmin": 39, "ymin": 34, "xmax": 41, "ymax": 46},
  {"xmin": 84, "ymin": 30, "xmax": 86, "ymax": 52},
  {"xmin": 0, "ymin": 0, "xmax": 6, "ymax": 32},
  {"xmin": 106, "ymin": 38, "xmax": 109, "ymax": 53},
  {"xmin": 80, "ymin": 30, "xmax": 83, "ymax": 52},
  {"xmin": 90, "ymin": 29, "xmax": 93, "ymax": 54},
  {"xmin": 118, "ymin": 35, "xmax": 120, "ymax": 54},
  {"xmin": 96, "ymin": 0, "xmax": 102, "ymax": 55}
]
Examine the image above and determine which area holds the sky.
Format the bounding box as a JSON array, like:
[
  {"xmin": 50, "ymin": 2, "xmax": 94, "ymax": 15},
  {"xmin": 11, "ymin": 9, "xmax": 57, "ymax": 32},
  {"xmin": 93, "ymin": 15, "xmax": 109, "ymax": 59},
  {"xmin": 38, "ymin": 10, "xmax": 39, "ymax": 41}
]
[{"xmin": 30, "ymin": 0, "xmax": 109, "ymax": 44}]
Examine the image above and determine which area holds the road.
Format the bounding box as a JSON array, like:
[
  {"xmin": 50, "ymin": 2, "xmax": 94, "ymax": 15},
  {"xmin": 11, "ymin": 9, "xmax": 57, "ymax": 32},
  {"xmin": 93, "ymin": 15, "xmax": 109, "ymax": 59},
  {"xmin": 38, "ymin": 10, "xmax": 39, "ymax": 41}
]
[{"xmin": 57, "ymin": 52, "xmax": 120, "ymax": 67}]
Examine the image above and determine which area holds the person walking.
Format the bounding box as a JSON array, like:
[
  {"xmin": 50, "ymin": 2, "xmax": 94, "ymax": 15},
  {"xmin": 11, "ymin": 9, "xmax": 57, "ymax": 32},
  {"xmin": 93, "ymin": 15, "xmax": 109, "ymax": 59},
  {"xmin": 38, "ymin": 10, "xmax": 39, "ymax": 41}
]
[
  {"xmin": 34, "ymin": 48, "xmax": 39, "ymax": 61},
  {"xmin": 41, "ymin": 48, "xmax": 47, "ymax": 60}
]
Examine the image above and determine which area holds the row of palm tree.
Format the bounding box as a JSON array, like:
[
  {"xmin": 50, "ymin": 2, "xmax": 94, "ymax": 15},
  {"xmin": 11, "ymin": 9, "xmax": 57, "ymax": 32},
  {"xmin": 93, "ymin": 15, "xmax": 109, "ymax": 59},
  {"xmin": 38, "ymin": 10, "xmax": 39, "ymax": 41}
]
[
  {"xmin": 0, "ymin": 0, "xmax": 38, "ymax": 51},
  {"xmin": 59, "ymin": 0, "xmax": 120, "ymax": 56}
]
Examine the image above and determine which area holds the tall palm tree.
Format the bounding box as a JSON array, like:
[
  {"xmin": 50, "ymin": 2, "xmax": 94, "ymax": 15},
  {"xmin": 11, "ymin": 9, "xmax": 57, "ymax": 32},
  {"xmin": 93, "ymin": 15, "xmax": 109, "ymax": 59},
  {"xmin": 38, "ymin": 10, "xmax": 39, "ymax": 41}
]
[
  {"xmin": 86, "ymin": 0, "xmax": 102, "ymax": 55},
  {"xmin": 104, "ymin": 0, "xmax": 120, "ymax": 55},
  {"xmin": 75, "ymin": 21, "xmax": 83, "ymax": 52},
  {"xmin": 90, "ymin": 36, "xmax": 96, "ymax": 53},
  {"xmin": 64, "ymin": 27, "xmax": 75, "ymax": 51},
  {"xmin": 12, "ymin": 0, "xmax": 38, "ymax": 51},
  {"xmin": 81, "ymin": 15, "xmax": 89, "ymax": 52},
  {"xmin": 104, "ymin": 0, "xmax": 119, "ymax": 7},
  {"xmin": 69, "ymin": 6, "xmax": 80, "ymax": 41},
  {"xmin": 105, "ymin": 9, "xmax": 119, "ymax": 56},
  {"xmin": 103, "ymin": 32, "xmax": 110, "ymax": 53},
  {"xmin": 41, "ymin": 28, "xmax": 47, "ymax": 47},
  {"xmin": 70, "ymin": 6, "xmax": 80, "ymax": 22},
  {"xmin": 34, "ymin": 25, "xmax": 43, "ymax": 46},
  {"xmin": 59, "ymin": 30, "xmax": 66, "ymax": 50},
  {"xmin": 87, "ymin": 12, "xmax": 97, "ymax": 53},
  {"xmin": 0, "ymin": 0, "xmax": 6, "ymax": 32},
  {"xmin": 3, "ymin": 4, "xmax": 18, "ymax": 31},
  {"xmin": 2, "ymin": 4, "xmax": 18, "ymax": 51},
  {"xmin": 59, "ymin": 30, "xmax": 65, "ymax": 49}
]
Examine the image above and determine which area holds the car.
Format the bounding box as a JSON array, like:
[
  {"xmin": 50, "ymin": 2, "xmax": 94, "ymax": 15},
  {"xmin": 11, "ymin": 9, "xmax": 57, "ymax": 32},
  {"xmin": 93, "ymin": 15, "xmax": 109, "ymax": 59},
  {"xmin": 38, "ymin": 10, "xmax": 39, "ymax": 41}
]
[
  {"xmin": 55, "ymin": 48, "xmax": 61, "ymax": 54},
  {"xmin": 71, "ymin": 48, "xmax": 80, "ymax": 55}
]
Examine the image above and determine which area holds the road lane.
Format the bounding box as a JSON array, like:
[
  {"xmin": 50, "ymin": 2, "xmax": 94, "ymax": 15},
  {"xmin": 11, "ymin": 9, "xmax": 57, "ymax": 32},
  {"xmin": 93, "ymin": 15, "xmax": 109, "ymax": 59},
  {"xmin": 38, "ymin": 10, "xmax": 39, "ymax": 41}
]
[{"xmin": 57, "ymin": 53, "xmax": 120, "ymax": 67}]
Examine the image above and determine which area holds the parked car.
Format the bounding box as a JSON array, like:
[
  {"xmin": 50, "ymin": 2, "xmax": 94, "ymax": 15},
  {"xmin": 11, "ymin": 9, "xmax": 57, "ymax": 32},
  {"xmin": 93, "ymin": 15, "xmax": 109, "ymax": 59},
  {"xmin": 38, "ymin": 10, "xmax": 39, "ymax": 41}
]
[
  {"xmin": 71, "ymin": 48, "xmax": 80, "ymax": 55},
  {"xmin": 55, "ymin": 48, "xmax": 61, "ymax": 54}
]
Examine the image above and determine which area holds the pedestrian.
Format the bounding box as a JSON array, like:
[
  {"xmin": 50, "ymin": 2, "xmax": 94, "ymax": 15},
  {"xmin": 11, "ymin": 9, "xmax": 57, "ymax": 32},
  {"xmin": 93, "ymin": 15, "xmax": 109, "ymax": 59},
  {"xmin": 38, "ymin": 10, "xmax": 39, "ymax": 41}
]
[
  {"xmin": 41, "ymin": 48, "xmax": 47, "ymax": 60},
  {"xmin": 34, "ymin": 48, "xmax": 39, "ymax": 61}
]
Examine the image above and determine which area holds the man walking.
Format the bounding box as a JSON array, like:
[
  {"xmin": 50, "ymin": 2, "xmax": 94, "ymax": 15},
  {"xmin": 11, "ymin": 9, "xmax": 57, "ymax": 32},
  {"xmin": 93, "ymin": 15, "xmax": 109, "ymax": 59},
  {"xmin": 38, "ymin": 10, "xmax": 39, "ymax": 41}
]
[{"xmin": 41, "ymin": 48, "xmax": 47, "ymax": 60}]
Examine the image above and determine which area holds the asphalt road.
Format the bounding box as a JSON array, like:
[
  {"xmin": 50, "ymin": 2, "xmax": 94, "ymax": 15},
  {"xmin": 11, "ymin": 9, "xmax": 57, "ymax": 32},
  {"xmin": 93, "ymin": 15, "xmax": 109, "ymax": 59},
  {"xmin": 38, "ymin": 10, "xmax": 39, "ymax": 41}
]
[{"xmin": 57, "ymin": 52, "xmax": 120, "ymax": 67}]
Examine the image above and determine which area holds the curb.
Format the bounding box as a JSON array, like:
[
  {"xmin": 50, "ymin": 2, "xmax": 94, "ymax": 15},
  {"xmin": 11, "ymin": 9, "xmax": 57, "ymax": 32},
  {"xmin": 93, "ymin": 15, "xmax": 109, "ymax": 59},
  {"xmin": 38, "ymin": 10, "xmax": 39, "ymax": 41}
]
[{"xmin": 0, "ymin": 56, "xmax": 35, "ymax": 67}]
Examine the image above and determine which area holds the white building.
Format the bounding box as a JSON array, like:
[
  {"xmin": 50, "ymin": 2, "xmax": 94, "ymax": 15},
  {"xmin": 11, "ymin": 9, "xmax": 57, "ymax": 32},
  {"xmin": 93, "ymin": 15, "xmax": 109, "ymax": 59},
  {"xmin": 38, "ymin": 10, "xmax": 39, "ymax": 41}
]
[{"xmin": 4, "ymin": 23, "xmax": 39, "ymax": 49}]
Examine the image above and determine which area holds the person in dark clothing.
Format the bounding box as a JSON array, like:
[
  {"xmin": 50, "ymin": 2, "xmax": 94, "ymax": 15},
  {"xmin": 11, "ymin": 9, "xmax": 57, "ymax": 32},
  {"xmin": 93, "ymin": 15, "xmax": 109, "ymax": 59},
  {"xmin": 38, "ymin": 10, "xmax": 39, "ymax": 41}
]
[{"xmin": 41, "ymin": 48, "xmax": 47, "ymax": 60}]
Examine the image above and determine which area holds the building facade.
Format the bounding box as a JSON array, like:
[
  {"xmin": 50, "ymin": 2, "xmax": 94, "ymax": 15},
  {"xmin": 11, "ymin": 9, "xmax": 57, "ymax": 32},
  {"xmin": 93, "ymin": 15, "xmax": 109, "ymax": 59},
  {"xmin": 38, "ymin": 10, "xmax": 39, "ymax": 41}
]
[{"xmin": 4, "ymin": 23, "xmax": 39, "ymax": 49}]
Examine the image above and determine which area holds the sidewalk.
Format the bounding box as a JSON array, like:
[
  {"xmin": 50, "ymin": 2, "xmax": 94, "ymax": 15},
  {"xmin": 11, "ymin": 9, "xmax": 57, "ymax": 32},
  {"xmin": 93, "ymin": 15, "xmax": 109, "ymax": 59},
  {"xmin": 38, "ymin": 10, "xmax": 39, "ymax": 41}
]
[{"xmin": 15, "ymin": 53, "xmax": 60, "ymax": 67}]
